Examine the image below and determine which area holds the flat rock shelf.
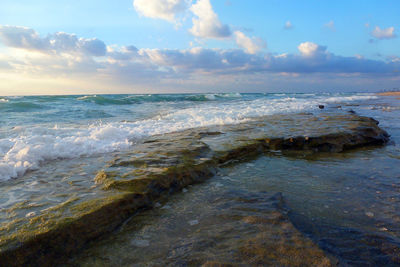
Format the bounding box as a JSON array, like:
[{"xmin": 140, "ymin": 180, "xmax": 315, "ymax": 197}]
[{"xmin": 0, "ymin": 112, "xmax": 390, "ymax": 266}]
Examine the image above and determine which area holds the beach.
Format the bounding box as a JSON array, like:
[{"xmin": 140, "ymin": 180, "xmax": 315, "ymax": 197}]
[
  {"xmin": 0, "ymin": 93, "xmax": 399, "ymax": 266},
  {"xmin": 377, "ymin": 91, "xmax": 400, "ymax": 96}
]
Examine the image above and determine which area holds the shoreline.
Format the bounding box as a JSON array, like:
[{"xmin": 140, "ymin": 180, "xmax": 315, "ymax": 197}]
[
  {"xmin": 377, "ymin": 91, "xmax": 400, "ymax": 96},
  {"xmin": 0, "ymin": 112, "xmax": 390, "ymax": 266}
]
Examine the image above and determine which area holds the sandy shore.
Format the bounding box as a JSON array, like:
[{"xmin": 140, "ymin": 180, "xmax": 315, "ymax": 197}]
[{"xmin": 377, "ymin": 91, "xmax": 400, "ymax": 96}]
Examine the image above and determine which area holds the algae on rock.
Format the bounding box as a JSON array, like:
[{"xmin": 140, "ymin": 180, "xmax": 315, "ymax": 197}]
[{"xmin": 0, "ymin": 112, "xmax": 390, "ymax": 266}]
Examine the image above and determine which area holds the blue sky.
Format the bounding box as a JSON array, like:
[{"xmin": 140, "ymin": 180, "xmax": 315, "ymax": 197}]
[{"xmin": 0, "ymin": 0, "xmax": 399, "ymax": 95}]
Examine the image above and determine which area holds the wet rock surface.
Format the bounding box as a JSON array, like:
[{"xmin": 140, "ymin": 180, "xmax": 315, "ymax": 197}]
[
  {"xmin": 0, "ymin": 112, "xmax": 390, "ymax": 266},
  {"xmin": 292, "ymin": 215, "xmax": 400, "ymax": 266},
  {"xmin": 70, "ymin": 189, "xmax": 334, "ymax": 266}
]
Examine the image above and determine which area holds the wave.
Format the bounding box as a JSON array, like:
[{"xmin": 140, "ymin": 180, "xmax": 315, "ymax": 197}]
[
  {"xmin": 324, "ymin": 95, "xmax": 378, "ymax": 103},
  {"xmin": 76, "ymin": 95, "xmax": 135, "ymax": 105},
  {"xmin": 0, "ymin": 92, "xmax": 376, "ymax": 181},
  {"xmin": 0, "ymin": 101, "xmax": 45, "ymax": 112},
  {"xmin": 0, "ymin": 96, "xmax": 315, "ymax": 181},
  {"xmin": 76, "ymin": 93, "xmax": 242, "ymax": 105}
]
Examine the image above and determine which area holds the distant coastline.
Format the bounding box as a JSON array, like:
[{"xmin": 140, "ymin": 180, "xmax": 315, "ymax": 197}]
[{"xmin": 377, "ymin": 91, "xmax": 400, "ymax": 96}]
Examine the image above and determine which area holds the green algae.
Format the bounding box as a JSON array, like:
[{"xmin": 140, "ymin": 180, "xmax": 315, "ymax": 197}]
[{"xmin": 0, "ymin": 112, "xmax": 390, "ymax": 266}]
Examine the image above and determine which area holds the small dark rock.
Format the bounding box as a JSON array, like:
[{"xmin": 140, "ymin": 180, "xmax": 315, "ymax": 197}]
[{"xmin": 318, "ymin": 105, "xmax": 325, "ymax": 109}]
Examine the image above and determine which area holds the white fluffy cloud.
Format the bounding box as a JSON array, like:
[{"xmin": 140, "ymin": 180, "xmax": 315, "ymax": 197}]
[
  {"xmin": 189, "ymin": 0, "xmax": 231, "ymax": 39},
  {"xmin": 0, "ymin": 26, "xmax": 106, "ymax": 56},
  {"xmin": 0, "ymin": 26, "xmax": 45, "ymax": 50},
  {"xmin": 133, "ymin": 0, "xmax": 189, "ymax": 22},
  {"xmin": 1, "ymin": 25, "xmax": 399, "ymax": 95},
  {"xmin": 371, "ymin": 26, "xmax": 396, "ymax": 40},
  {"xmin": 298, "ymin": 42, "xmax": 326, "ymax": 57},
  {"xmin": 131, "ymin": 0, "xmax": 265, "ymax": 54},
  {"xmin": 188, "ymin": 0, "xmax": 264, "ymax": 54},
  {"xmin": 234, "ymin": 31, "xmax": 265, "ymax": 54}
]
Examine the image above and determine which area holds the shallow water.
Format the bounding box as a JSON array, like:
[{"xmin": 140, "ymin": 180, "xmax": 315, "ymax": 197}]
[
  {"xmin": 67, "ymin": 95, "xmax": 400, "ymax": 266},
  {"xmin": 69, "ymin": 149, "xmax": 400, "ymax": 265},
  {"xmin": 0, "ymin": 92, "xmax": 378, "ymax": 181},
  {"xmin": 1, "ymin": 93, "xmax": 399, "ymax": 265},
  {"xmin": 70, "ymin": 168, "xmax": 333, "ymax": 266}
]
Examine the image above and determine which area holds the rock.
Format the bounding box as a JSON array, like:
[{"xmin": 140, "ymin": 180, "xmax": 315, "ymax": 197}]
[
  {"xmin": 318, "ymin": 105, "xmax": 325, "ymax": 109},
  {"xmin": 201, "ymin": 261, "xmax": 236, "ymax": 267},
  {"xmin": 365, "ymin": 212, "xmax": 374, "ymax": 218},
  {"xmin": 25, "ymin": 212, "xmax": 36, "ymax": 218},
  {"xmin": 0, "ymin": 112, "xmax": 390, "ymax": 266},
  {"xmin": 131, "ymin": 239, "xmax": 150, "ymax": 247},
  {"xmin": 188, "ymin": 219, "xmax": 199, "ymax": 226}
]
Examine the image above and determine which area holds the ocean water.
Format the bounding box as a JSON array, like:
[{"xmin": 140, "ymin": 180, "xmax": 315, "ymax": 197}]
[
  {"xmin": 1, "ymin": 92, "xmax": 400, "ymax": 265},
  {"xmin": 0, "ymin": 92, "xmax": 379, "ymax": 182}
]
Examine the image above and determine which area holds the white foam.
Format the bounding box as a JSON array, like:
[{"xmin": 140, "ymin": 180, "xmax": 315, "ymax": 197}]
[
  {"xmin": 76, "ymin": 95, "xmax": 96, "ymax": 100},
  {"xmin": 0, "ymin": 93, "xmax": 376, "ymax": 181},
  {"xmin": 205, "ymin": 94, "xmax": 216, "ymax": 100},
  {"xmin": 324, "ymin": 95, "xmax": 378, "ymax": 103}
]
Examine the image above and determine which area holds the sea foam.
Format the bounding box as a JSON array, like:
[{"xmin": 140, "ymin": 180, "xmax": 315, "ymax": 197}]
[{"xmin": 0, "ymin": 93, "xmax": 377, "ymax": 181}]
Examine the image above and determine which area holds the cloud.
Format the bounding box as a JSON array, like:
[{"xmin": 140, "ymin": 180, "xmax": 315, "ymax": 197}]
[
  {"xmin": 188, "ymin": 0, "xmax": 264, "ymax": 54},
  {"xmin": 267, "ymin": 50, "xmax": 397, "ymax": 74},
  {"xmin": 0, "ymin": 25, "xmax": 106, "ymax": 56},
  {"xmin": 133, "ymin": 0, "xmax": 189, "ymax": 23},
  {"xmin": 0, "ymin": 26, "xmax": 45, "ymax": 50},
  {"xmin": 79, "ymin": 38, "xmax": 107, "ymax": 56},
  {"xmin": 284, "ymin": 21, "xmax": 293, "ymax": 30},
  {"xmin": 389, "ymin": 56, "xmax": 400, "ymax": 63},
  {"xmin": 324, "ymin": 20, "xmax": 335, "ymax": 31},
  {"xmin": 137, "ymin": 43, "xmax": 400, "ymax": 76},
  {"xmin": 107, "ymin": 45, "xmax": 139, "ymax": 61},
  {"xmin": 233, "ymin": 31, "xmax": 265, "ymax": 54},
  {"xmin": 297, "ymin": 42, "xmax": 326, "ymax": 57},
  {"xmin": 1, "ymin": 25, "xmax": 399, "ymax": 95},
  {"xmin": 0, "ymin": 60, "xmax": 11, "ymax": 70},
  {"xmin": 371, "ymin": 26, "xmax": 396, "ymax": 40},
  {"xmin": 131, "ymin": 0, "xmax": 266, "ymax": 55},
  {"xmin": 189, "ymin": 0, "xmax": 231, "ymax": 39}
]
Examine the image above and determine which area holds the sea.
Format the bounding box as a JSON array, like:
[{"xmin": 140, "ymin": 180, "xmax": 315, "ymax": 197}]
[{"xmin": 1, "ymin": 92, "xmax": 399, "ymax": 265}]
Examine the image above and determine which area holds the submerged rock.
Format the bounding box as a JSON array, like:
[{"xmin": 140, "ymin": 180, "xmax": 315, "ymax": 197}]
[
  {"xmin": 72, "ymin": 190, "xmax": 335, "ymax": 266},
  {"xmin": 0, "ymin": 112, "xmax": 390, "ymax": 266}
]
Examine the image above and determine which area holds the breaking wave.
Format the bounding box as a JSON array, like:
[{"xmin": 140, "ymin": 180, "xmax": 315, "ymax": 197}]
[{"xmin": 0, "ymin": 93, "xmax": 379, "ymax": 181}]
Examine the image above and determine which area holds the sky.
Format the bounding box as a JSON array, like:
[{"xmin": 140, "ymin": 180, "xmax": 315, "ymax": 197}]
[{"xmin": 0, "ymin": 0, "xmax": 399, "ymax": 95}]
